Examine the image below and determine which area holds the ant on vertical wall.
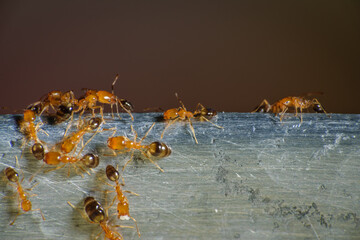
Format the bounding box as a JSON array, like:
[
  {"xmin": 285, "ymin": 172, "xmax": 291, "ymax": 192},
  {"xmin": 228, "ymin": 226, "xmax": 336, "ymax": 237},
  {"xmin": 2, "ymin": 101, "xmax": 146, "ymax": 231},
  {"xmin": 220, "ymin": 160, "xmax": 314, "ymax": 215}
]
[
  {"xmin": 107, "ymin": 123, "xmax": 171, "ymax": 172},
  {"xmin": 161, "ymin": 93, "xmax": 223, "ymax": 144},
  {"xmin": 252, "ymin": 95, "xmax": 327, "ymax": 122}
]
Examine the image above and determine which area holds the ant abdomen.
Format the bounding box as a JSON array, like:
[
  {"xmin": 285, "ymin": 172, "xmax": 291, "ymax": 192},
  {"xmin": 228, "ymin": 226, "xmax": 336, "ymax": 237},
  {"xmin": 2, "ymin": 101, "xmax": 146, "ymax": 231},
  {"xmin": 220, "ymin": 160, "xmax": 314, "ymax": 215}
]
[
  {"xmin": 313, "ymin": 104, "xmax": 325, "ymax": 113},
  {"xmin": 147, "ymin": 142, "xmax": 171, "ymax": 158},
  {"xmin": 88, "ymin": 117, "xmax": 102, "ymax": 130},
  {"xmin": 82, "ymin": 153, "xmax": 99, "ymax": 168},
  {"xmin": 105, "ymin": 165, "xmax": 119, "ymax": 182},
  {"xmin": 4, "ymin": 167, "xmax": 19, "ymax": 182},
  {"xmin": 84, "ymin": 197, "xmax": 105, "ymax": 223},
  {"xmin": 119, "ymin": 99, "xmax": 134, "ymax": 111},
  {"xmin": 32, "ymin": 143, "xmax": 45, "ymax": 160}
]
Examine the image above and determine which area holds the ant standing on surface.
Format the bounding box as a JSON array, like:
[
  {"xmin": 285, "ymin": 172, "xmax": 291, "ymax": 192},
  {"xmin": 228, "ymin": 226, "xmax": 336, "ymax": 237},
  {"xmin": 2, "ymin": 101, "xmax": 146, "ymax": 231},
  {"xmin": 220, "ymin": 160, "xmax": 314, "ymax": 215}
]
[
  {"xmin": 161, "ymin": 93, "xmax": 223, "ymax": 144},
  {"xmin": 107, "ymin": 123, "xmax": 171, "ymax": 172},
  {"xmin": 252, "ymin": 95, "xmax": 327, "ymax": 122},
  {"xmin": 3, "ymin": 158, "xmax": 45, "ymax": 225},
  {"xmin": 76, "ymin": 74, "xmax": 134, "ymax": 122}
]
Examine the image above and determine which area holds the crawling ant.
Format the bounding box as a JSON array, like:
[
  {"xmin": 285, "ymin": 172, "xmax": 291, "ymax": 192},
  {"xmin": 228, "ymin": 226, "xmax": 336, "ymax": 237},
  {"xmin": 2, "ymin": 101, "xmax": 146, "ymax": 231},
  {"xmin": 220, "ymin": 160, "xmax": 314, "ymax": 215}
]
[
  {"xmin": 4, "ymin": 166, "xmax": 45, "ymax": 225},
  {"xmin": 68, "ymin": 197, "xmax": 133, "ymax": 240},
  {"xmin": 59, "ymin": 117, "xmax": 102, "ymax": 154},
  {"xmin": 161, "ymin": 93, "xmax": 223, "ymax": 144},
  {"xmin": 20, "ymin": 109, "xmax": 44, "ymax": 144},
  {"xmin": 76, "ymin": 74, "xmax": 134, "ymax": 122},
  {"xmin": 252, "ymin": 95, "xmax": 327, "ymax": 122},
  {"xmin": 30, "ymin": 142, "xmax": 100, "ymax": 179},
  {"xmin": 107, "ymin": 123, "xmax": 171, "ymax": 172},
  {"xmin": 27, "ymin": 90, "xmax": 77, "ymax": 116},
  {"xmin": 104, "ymin": 165, "xmax": 140, "ymax": 237}
]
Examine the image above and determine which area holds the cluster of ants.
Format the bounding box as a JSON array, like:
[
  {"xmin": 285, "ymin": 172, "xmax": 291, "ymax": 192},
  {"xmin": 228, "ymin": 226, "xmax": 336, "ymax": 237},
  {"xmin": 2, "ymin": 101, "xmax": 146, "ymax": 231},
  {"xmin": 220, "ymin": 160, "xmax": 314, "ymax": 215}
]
[
  {"xmin": 3, "ymin": 74, "xmax": 327, "ymax": 239},
  {"xmin": 3, "ymin": 75, "xmax": 226, "ymax": 240}
]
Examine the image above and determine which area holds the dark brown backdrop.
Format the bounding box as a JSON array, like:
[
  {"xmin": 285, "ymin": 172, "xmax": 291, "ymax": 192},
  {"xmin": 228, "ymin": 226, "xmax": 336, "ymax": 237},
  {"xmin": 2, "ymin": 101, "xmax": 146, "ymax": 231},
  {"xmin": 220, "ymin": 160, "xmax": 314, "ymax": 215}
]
[{"xmin": 1, "ymin": 0, "xmax": 359, "ymax": 114}]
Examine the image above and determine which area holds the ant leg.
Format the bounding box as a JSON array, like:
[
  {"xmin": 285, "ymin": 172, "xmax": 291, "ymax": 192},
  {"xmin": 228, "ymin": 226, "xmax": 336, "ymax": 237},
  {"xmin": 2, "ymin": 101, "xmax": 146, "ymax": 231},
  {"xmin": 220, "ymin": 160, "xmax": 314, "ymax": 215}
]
[
  {"xmin": 279, "ymin": 107, "xmax": 288, "ymax": 121},
  {"xmin": 252, "ymin": 99, "xmax": 271, "ymax": 113},
  {"xmin": 188, "ymin": 119, "xmax": 198, "ymax": 144},
  {"xmin": 175, "ymin": 93, "xmax": 187, "ymax": 111},
  {"xmin": 160, "ymin": 118, "xmax": 179, "ymax": 139},
  {"xmin": 122, "ymin": 151, "xmax": 134, "ymax": 172},
  {"xmin": 139, "ymin": 122, "xmax": 156, "ymax": 143},
  {"xmin": 9, "ymin": 212, "xmax": 23, "ymax": 225},
  {"xmin": 130, "ymin": 215, "xmax": 141, "ymax": 237},
  {"xmin": 140, "ymin": 151, "xmax": 164, "ymax": 172},
  {"xmin": 200, "ymin": 116, "xmax": 223, "ymax": 129},
  {"xmin": 123, "ymin": 190, "xmax": 140, "ymax": 196},
  {"xmin": 130, "ymin": 125, "xmax": 138, "ymax": 141},
  {"xmin": 31, "ymin": 208, "xmax": 46, "ymax": 221},
  {"xmin": 117, "ymin": 99, "xmax": 134, "ymax": 121}
]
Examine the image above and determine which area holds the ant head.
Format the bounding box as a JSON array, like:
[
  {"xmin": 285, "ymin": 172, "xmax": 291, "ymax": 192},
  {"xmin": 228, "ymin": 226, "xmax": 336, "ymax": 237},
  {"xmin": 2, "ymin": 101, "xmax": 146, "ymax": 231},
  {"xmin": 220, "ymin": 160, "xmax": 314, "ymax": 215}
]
[
  {"xmin": 119, "ymin": 99, "xmax": 134, "ymax": 111},
  {"xmin": 313, "ymin": 104, "xmax": 325, "ymax": 113}
]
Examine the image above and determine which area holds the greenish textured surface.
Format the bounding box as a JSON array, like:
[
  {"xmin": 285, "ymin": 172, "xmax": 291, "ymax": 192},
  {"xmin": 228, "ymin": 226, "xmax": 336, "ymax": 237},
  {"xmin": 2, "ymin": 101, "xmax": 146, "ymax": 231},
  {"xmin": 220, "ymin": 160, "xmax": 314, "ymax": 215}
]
[{"xmin": 0, "ymin": 113, "xmax": 359, "ymax": 239}]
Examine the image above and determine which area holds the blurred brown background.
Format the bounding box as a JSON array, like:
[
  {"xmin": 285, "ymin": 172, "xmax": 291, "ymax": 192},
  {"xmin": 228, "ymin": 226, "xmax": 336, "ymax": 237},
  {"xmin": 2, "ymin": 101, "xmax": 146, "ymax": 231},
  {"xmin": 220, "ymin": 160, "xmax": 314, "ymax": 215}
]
[{"xmin": 0, "ymin": 0, "xmax": 359, "ymax": 114}]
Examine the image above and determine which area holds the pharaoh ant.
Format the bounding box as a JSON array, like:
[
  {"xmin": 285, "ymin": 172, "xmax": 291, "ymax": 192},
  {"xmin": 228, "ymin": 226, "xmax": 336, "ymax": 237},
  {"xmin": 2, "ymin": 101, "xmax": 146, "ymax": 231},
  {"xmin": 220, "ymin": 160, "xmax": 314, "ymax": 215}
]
[
  {"xmin": 3, "ymin": 163, "xmax": 45, "ymax": 225},
  {"xmin": 107, "ymin": 123, "xmax": 171, "ymax": 172},
  {"xmin": 252, "ymin": 95, "xmax": 327, "ymax": 122},
  {"xmin": 20, "ymin": 109, "xmax": 43, "ymax": 144},
  {"xmin": 68, "ymin": 197, "xmax": 133, "ymax": 240},
  {"xmin": 75, "ymin": 74, "xmax": 134, "ymax": 122},
  {"xmin": 27, "ymin": 90, "xmax": 77, "ymax": 116},
  {"xmin": 30, "ymin": 141, "xmax": 100, "ymax": 180},
  {"xmin": 59, "ymin": 117, "xmax": 102, "ymax": 154},
  {"xmin": 104, "ymin": 165, "xmax": 140, "ymax": 237},
  {"xmin": 161, "ymin": 93, "xmax": 223, "ymax": 144}
]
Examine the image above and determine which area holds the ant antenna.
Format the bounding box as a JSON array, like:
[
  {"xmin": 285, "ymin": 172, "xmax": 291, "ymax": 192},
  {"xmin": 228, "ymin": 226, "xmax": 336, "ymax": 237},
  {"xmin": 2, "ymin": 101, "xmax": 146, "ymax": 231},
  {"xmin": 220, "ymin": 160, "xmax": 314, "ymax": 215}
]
[
  {"xmin": 175, "ymin": 93, "xmax": 186, "ymax": 110},
  {"xmin": 112, "ymin": 74, "xmax": 120, "ymax": 95}
]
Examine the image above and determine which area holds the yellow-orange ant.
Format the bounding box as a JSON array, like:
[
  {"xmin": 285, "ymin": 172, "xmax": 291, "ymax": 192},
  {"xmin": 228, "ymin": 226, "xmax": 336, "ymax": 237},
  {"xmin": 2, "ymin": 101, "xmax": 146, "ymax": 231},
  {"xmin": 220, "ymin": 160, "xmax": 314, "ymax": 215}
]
[
  {"xmin": 68, "ymin": 197, "xmax": 133, "ymax": 240},
  {"xmin": 3, "ymin": 158, "xmax": 45, "ymax": 225},
  {"xmin": 161, "ymin": 93, "xmax": 223, "ymax": 144},
  {"xmin": 107, "ymin": 123, "xmax": 171, "ymax": 172},
  {"xmin": 252, "ymin": 95, "xmax": 327, "ymax": 122},
  {"xmin": 104, "ymin": 165, "xmax": 140, "ymax": 237},
  {"xmin": 76, "ymin": 74, "xmax": 134, "ymax": 122}
]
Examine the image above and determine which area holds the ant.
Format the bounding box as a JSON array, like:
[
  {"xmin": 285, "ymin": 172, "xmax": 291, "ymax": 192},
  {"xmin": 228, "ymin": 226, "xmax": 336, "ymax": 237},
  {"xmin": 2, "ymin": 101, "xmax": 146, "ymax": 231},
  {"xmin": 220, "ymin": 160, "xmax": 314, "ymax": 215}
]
[
  {"xmin": 76, "ymin": 74, "xmax": 134, "ymax": 122},
  {"xmin": 27, "ymin": 90, "xmax": 77, "ymax": 116},
  {"xmin": 30, "ymin": 142, "xmax": 100, "ymax": 179},
  {"xmin": 107, "ymin": 123, "xmax": 171, "ymax": 172},
  {"xmin": 104, "ymin": 165, "xmax": 140, "ymax": 237},
  {"xmin": 20, "ymin": 109, "xmax": 45, "ymax": 144},
  {"xmin": 3, "ymin": 164, "xmax": 45, "ymax": 225},
  {"xmin": 68, "ymin": 197, "xmax": 133, "ymax": 240},
  {"xmin": 161, "ymin": 93, "xmax": 223, "ymax": 144},
  {"xmin": 252, "ymin": 95, "xmax": 327, "ymax": 122},
  {"xmin": 59, "ymin": 117, "xmax": 102, "ymax": 154}
]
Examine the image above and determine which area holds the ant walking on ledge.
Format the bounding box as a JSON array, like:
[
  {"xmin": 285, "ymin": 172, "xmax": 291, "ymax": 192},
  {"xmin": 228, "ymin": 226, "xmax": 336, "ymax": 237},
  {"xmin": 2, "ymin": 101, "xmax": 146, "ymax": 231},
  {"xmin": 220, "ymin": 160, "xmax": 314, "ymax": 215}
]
[
  {"xmin": 76, "ymin": 74, "xmax": 134, "ymax": 122},
  {"xmin": 161, "ymin": 93, "xmax": 223, "ymax": 144},
  {"xmin": 252, "ymin": 95, "xmax": 327, "ymax": 122},
  {"xmin": 107, "ymin": 123, "xmax": 171, "ymax": 172},
  {"xmin": 68, "ymin": 197, "xmax": 133, "ymax": 240},
  {"xmin": 104, "ymin": 165, "xmax": 140, "ymax": 237},
  {"xmin": 3, "ymin": 158, "xmax": 45, "ymax": 225}
]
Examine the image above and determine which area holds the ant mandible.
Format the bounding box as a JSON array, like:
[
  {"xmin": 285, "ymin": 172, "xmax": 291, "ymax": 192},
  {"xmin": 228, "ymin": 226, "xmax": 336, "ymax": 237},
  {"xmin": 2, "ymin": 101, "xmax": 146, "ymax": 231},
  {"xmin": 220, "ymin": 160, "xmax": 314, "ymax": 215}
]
[
  {"xmin": 107, "ymin": 123, "xmax": 171, "ymax": 172},
  {"xmin": 104, "ymin": 165, "xmax": 140, "ymax": 237},
  {"xmin": 161, "ymin": 93, "xmax": 223, "ymax": 144},
  {"xmin": 4, "ymin": 164, "xmax": 45, "ymax": 225},
  {"xmin": 252, "ymin": 95, "xmax": 327, "ymax": 122},
  {"xmin": 76, "ymin": 74, "xmax": 134, "ymax": 122}
]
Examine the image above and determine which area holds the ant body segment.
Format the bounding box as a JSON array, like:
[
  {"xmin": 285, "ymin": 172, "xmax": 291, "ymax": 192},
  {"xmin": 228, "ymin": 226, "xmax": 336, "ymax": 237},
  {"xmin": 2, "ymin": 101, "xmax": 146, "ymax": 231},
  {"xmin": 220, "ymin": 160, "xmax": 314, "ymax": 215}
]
[
  {"xmin": 161, "ymin": 93, "xmax": 223, "ymax": 144},
  {"xmin": 68, "ymin": 197, "xmax": 133, "ymax": 240},
  {"xmin": 4, "ymin": 166, "xmax": 45, "ymax": 225},
  {"xmin": 105, "ymin": 165, "xmax": 140, "ymax": 237},
  {"xmin": 252, "ymin": 96, "xmax": 327, "ymax": 122},
  {"xmin": 76, "ymin": 74, "xmax": 134, "ymax": 121},
  {"xmin": 107, "ymin": 123, "xmax": 171, "ymax": 172}
]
